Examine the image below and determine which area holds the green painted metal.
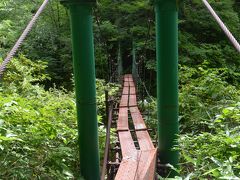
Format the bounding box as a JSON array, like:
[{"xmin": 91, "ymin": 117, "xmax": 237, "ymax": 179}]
[
  {"xmin": 65, "ymin": 2, "xmax": 100, "ymax": 179},
  {"xmin": 132, "ymin": 41, "xmax": 137, "ymax": 82},
  {"xmin": 117, "ymin": 42, "xmax": 122, "ymax": 81},
  {"xmin": 155, "ymin": 0, "xmax": 179, "ymax": 176}
]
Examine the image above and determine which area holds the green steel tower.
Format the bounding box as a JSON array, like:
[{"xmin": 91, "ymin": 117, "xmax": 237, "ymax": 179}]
[
  {"xmin": 62, "ymin": 0, "xmax": 100, "ymax": 179},
  {"xmin": 155, "ymin": 0, "xmax": 179, "ymax": 176}
]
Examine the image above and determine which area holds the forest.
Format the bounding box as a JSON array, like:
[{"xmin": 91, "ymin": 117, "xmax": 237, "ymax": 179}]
[{"xmin": 0, "ymin": 0, "xmax": 240, "ymax": 179}]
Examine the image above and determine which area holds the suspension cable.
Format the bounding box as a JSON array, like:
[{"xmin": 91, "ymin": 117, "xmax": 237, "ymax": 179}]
[
  {"xmin": 136, "ymin": 71, "xmax": 154, "ymax": 102},
  {"xmin": 137, "ymin": 6, "xmax": 154, "ymax": 101},
  {"xmin": 138, "ymin": 6, "xmax": 154, "ymax": 67},
  {"xmin": 202, "ymin": 0, "xmax": 240, "ymax": 53},
  {"xmin": 0, "ymin": 0, "xmax": 49, "ymax": 78},
  {"xmin": 93, "ymin": 8, "xmax": 115, "ymax": 82},
  {"xmin": 108, "ymin": 67, "xmax": 118, "ymax": 83}
]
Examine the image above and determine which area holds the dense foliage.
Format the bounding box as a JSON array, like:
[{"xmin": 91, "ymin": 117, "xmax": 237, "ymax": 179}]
[
  {"xmin": 0, "ymin": 56, "xmax": 119, "ymax": 178},
  {"xmin": 177, "ymin": 64, "xmax": 240, "ymax": 179},
  {"xmin": 0, "ymin": 0, "xmax": 239, "ymax": 179},
  {"xmin": 143, "ymin": 65, "xmax": 240, "ymax": 179}
]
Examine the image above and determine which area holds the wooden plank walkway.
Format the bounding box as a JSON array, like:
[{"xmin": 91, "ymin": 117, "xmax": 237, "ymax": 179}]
[{"xmin": 115, "ymin": 74, "xmax": 157, "ymax": 180}]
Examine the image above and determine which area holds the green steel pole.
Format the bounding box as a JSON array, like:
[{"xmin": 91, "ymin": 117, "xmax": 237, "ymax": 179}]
[
  {"xmin": 155, "ymin": 0, "xmax": 179, "ymax": 175},
  {"xmin": 63, "ymin": 1, "xmax": 100, "ymax": 179}
]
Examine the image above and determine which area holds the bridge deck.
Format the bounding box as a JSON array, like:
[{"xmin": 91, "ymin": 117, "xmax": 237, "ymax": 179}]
[{"xmin": 115, "ymin": 74, "xmax": 157, "ymax": 180}]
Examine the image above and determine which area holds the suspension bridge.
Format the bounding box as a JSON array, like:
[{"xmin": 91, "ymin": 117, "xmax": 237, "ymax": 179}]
[{"xmin": 0, "ymin": 0, "xmax": 239, "ymax": 179}]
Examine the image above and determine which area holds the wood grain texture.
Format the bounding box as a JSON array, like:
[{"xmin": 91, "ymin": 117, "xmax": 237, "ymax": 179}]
[
  {"xmin": 115, "ymin": 74, "xmax": 157, "ymax": 180},
  {"xmin": 117, "ymin": 107, "xmax": 129, "ymax": 131}
]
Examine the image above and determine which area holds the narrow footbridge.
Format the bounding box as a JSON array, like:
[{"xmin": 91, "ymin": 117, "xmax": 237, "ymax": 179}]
[
  {"xmin": 1, "ymin": 0, "xmax": 239, "ymax": 179},
  {"xmin": 115, "ymin": 74, "xmax": 157, "ymax": 180}
]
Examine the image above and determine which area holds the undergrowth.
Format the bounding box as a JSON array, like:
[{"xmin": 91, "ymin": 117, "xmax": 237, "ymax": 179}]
[
  {"xmin": 143, "ymin": 62, "xmax": 240, "ymax": 179},
  {"xmin": 0, "ymin": 56, "xmax": 119, "ymax": 179}
]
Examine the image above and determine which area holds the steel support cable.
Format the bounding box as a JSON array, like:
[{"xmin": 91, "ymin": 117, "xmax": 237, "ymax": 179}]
[
  {"xmin": 93, "ymin": 9, "xmax": 114, "ymax": 82},
  {"xmin": 136, "ymin": 71, "xmax": 154, "ymax": 102},
  {"xmin": 108, "ymin": 68, "xmax": 118, "ymax": 83},
  {"xmin": 0, "ymin": 0, "xmax": 49, "ymax": 78},
  {"xmin": 138, "ymin": 6, "xmax": 154, "ymax": 67},
  {"xmin": 202, "ymin": 0, "xmax": 240, "ymax": 53},
  {"xmin": 138, "ymin": 6, "xmax": 154, "ymax": 100}
]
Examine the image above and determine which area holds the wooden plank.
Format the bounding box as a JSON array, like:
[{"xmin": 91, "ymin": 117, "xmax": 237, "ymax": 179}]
[
  {"xmin": 116, "ymin": 150, "xmax": 157, "ymax": 180},
  {"xmin": 128, "ymin": 76, "xmax": 133, "ymax": 82},
  {"xmin": 124, "ymin": 74, "xmax": 129, "ymax": 79},
  {"xmin": 124, "ymin": 74, "xmax": 131, "ymax": 80},
  {"xmin": 129, "ymin": 107, "xmax": 147, "ymax": 131},
  {"xmin": 118, "ymin": 131, "xmax": 136, "ymax": 157},
  {"xmin": 129, "ymin": 94, "xmax": 137, "ymax": 107},
  {"xmin": 124, "ymin": 81, "xmax": 129, "ymax": 87},
  {"xmin": 136, "ymin": 131, "xmax": 155, "ymax": 150},
  {"xmin": 119, "ymin": 95, "xmax": 128, "ymax": 107},
  {"xmin": 115, "ymin": 152, "xmax": 139, "ymax": 180},
  {"xmin": 129, "ymin": 106, "xmax": 139, "ymax": 113},
  {"xmin": 117, "ymin": 108, "xmax": 129, "ymax": 131},
  {"xmin": 122, "ymin": 86, "xmax": 129, "ymax": 95},
  {"xmin": 130, "ymin": 86, "xmax": 136, "ymax": 95},
  {"xmin": 116, "ymin": 74, "xmax": 157, "ymax": 180},
  {"xmin": 134, "ymin": 149, "xmax": 157, "ymax": 180},
  {"xmin": 129, "ymin": 81, "xmax": 135, "ymax": 87}
]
